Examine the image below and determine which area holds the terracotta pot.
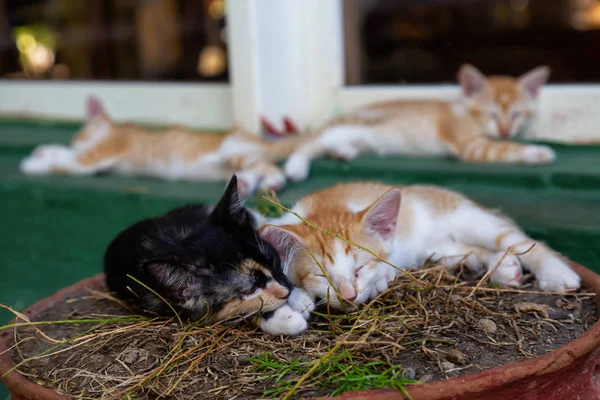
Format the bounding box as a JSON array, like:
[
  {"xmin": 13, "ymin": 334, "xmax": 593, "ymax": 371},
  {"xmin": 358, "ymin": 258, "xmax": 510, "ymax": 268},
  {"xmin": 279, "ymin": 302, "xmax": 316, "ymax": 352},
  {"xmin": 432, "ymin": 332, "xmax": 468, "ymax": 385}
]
[{"xmin": 1, "ymin": 262, "xmax": 600, "ymax": 400}]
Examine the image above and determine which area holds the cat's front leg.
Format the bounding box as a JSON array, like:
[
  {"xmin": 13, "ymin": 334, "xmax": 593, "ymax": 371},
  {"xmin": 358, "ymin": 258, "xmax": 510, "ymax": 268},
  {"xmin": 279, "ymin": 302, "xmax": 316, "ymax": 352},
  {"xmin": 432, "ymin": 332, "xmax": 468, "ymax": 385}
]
[
  {"xmin": 287, "ymin": 287, "xmax": 315, "ymax": 319},
  {"xmin": 519, "ymin": 145, "xmax": 556, "ymax": 164},
  {"xmin": 235, "ymin": 161, "xmax": 286, "ymax": 197},
  {"xmin": 258, "ymin": 305, "xmax": 308, "ymax": 335},
  {"xmin": 235, "ymin": 171, "xmax": 260, "ymax": 198},
  {"xmin": 20, "ymin": 144, "xmax": 76, "ymax": 175},
  {"xmin": 328, "ymin": 143, "xmax": 360, "ymax": 161}
]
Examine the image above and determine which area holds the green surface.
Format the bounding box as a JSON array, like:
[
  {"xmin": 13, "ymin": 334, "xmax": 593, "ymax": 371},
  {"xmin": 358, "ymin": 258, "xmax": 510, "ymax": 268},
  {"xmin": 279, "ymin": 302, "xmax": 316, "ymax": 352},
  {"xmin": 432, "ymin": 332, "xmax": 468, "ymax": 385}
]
[{"xmin": 1, "ymin": 120, "xmax": 600, "ymax": 397}]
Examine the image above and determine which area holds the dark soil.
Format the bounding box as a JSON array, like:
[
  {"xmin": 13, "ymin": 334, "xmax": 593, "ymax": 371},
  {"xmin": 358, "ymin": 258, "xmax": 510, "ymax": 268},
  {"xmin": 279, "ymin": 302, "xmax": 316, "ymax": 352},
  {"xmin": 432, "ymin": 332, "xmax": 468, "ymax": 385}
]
[{"xmin": 6, "ymin": 268, "xmax": 598, "ymax": 400}]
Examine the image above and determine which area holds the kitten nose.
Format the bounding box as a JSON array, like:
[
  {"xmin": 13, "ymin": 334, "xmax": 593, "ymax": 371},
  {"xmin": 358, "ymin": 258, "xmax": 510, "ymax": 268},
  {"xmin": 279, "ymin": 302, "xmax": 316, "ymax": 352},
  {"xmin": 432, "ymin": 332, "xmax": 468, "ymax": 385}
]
[
  {"xmin": 338, "ymin": 282, "xmax": 357, "ymax": 301},
  {"xmin": 498, "ymin": 124, "xmax": 510, "ymax": 138}
]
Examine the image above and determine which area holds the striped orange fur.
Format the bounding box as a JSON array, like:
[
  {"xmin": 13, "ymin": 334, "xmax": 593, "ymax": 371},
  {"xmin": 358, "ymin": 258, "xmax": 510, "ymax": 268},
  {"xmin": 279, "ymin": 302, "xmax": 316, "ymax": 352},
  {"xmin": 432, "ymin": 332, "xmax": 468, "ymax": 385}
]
[
  {"xmin": 262, "ymin": 182, "xmax": 581, "ymax": 312},
  {"xmin": 20, "ymin": 97, "xmax": 305, "ymax": 196},
  {"xmin": 284, "ymin": 65, "xmax": 555, "ymax": 182}
]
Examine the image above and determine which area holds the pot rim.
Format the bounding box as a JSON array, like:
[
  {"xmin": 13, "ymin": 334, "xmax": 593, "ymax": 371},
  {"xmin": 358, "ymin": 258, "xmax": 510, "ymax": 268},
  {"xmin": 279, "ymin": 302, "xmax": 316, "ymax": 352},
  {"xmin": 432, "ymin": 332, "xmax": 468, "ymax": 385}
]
[{"xmin": 1, "ymin": 260, "xmax": 599, "ymax": 400}]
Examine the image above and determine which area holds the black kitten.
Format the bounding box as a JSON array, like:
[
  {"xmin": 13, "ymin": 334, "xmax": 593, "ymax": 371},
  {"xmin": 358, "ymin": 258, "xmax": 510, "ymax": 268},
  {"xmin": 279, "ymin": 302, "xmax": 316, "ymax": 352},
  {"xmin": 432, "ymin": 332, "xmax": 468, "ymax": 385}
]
[{"xmin": 104, "ymin": 176, "xmax": 308, "ymax": 334}]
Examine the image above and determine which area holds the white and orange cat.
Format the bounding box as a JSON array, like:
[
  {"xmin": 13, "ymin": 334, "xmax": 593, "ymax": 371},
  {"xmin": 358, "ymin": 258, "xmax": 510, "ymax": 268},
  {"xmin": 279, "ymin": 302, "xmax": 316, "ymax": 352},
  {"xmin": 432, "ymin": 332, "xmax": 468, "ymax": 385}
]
[
  {"xmin": 19, "ymin": 97, "xmax": 303, "ymax": 197},
  {"xmin": 284, "ymin": 65, "xmax": 554, "ymax": 182},
  {"xmin": 261, "ymin": 182, "xmax": 580, "ymax": 315}
]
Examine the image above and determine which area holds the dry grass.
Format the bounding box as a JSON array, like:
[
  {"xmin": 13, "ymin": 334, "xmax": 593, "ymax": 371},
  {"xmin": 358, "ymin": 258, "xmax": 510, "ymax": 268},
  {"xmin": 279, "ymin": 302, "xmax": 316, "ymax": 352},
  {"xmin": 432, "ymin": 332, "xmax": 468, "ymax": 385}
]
[{"xmin": 3, "ymin": 263, "xmax": 596, "ymax": 400}]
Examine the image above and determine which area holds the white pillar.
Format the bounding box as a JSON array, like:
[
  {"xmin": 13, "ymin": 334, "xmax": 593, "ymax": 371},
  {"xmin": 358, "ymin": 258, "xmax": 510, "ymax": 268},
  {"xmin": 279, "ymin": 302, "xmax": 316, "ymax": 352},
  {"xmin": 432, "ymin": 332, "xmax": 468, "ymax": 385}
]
[{"xmin": 226, "ymin": 0, "xmax": 345, "ymax": 135}]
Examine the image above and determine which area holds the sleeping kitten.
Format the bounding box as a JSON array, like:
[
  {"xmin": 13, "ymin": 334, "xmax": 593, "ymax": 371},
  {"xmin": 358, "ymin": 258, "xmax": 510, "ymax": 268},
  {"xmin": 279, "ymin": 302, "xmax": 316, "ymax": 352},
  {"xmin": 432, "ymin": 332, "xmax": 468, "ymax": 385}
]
[
  {"xmin": 284, "ymin": 64, "xmax": 554, "ymax": 182},
  {"xmin": 261, "ymin": 182, "xmax": 581, "ymax": 314},
  {"xmin": 20, "ymin": 97, "xmax": 304, "ymax": 197},
  {"xmin": 104, "ymin": 176, "xmax": 307, "ymax": 335}
]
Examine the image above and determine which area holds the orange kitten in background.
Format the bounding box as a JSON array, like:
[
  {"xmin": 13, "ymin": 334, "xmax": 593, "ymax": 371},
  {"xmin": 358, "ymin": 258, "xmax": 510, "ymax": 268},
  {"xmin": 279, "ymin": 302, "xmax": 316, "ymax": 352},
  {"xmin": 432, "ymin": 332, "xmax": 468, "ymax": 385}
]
[
  {"xmin": 261, "ymin": 182, "xmax": 580, "ymax": 315},
  {"xmin": 20, "ymin": 97, "xmax": 302, "ymax": 197},
  {"xmin": 284, "ymin": 65, "xmax": 553, "ymax": 182}
]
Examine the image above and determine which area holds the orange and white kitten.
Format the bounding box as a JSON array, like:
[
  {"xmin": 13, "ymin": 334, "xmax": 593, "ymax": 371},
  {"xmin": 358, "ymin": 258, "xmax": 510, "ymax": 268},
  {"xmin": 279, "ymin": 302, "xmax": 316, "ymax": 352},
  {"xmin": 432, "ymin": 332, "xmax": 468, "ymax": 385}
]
[
  {"xmin": 20, "ymin": 97, "xmax": 302, "ymax": 197},
  {"xmin": 284, "ymin": 65, "xmax": 554, "ymax": 182},
  {"xmin": 261, "ymin": 182, "xmax": 580, "ymax": 315}
]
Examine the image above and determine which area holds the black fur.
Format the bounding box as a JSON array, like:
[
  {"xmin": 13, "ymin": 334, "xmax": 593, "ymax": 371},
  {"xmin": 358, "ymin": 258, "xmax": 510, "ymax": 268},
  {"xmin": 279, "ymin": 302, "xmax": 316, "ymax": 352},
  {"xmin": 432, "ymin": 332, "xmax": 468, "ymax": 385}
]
[{"xmin": 104, "ymin": 176, "xmax": 291, "ymax": 322}]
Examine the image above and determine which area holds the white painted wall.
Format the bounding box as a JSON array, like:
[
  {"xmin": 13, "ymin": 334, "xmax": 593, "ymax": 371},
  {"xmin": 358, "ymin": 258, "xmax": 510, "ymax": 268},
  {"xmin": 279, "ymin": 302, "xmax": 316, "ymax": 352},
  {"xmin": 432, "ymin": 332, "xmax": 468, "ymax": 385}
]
[
  {"xmin": 226, "ymin": 0, "xmax": 344, "ymax": 133},
  {"xmin": 0, "ymin": 81, "xmax": 233, "ymax": 129}
]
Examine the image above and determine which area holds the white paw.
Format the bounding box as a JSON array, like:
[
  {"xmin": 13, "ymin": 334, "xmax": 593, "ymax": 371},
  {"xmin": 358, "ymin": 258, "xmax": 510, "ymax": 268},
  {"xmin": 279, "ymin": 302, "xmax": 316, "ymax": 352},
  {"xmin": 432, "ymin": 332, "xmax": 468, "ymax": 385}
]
[
  {"xmin": 235, "ymin": 172, "xmax": 259, "ymax": 198},
  {"xmin": 488, "ymin": 254, "xmax": 523, "ymax": 287},
  {"xmin": 259, "ymin": 305, "xmax": 308, "ymax": 335},
  {"xmin": 329, "ymin": 145, "xmax": 359, "ymax": 161},
  {"xmin": 521, "ymin": 145, "xmax": 555, "ymax": 165},
  {"xmin": 535, "ymin": 259, "xmax": 581, "ymax": 292},
  {"xmin": 380, "ymin": 263, "xmax": 400, "ymax": 284},
  {"xmin": 284, "ymin": 154, "xmax": 310, "ymax": 182},
  {"xmin": 462, "ymin": 253, "xmax": 486, "ymax": 272},
  {"xmin": 287, "ymin": 288, "xmax": 315, "ymax": 319},
  {"xmin": 20, "ymin": 144, "xmax": 73, "ymax": 175},
  {"xmin": 443, "ymin": 253, "xmax": 485, "ymax": 272},
  {"xmin": 375, "ymin": 278, "xmax": 389, "ymax": 294},
  {"xmin": 259, "ymin": 172, "xmax": 286, "ymax": 193}
]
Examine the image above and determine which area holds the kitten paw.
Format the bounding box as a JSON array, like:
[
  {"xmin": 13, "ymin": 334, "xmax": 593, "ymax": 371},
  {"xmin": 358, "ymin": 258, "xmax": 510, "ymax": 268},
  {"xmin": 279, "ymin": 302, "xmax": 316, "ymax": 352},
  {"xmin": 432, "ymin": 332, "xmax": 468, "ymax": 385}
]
[
  {"xmin": 443, "ymin": 253, "xmax": 485, "ymax": 272},
  {"xmin": 521, "ymin": 145, "xmax": 556, "ymax": 165},
  {"xmin": 375, "ymin": 278, "xmax": 389, "ymax": 294},
  {"xmin": 461, "ymin": 253, "xmax": 486, "ymax": 272},
  {"xmin": 488, "ymin": 254, "xmax": 523, "ymax": 287},
  {"xmin": 287, "ymin": 288, "xmax": 315, "ymax": 319},
  {"xmin": 259, "ymin": 305, "xmax": 308, "ymax": 335},
  {"xmin": 329, "ymin": 145, "xmax": 359, "ymax": 161},
  {"xmin": 284, "ymin": 154, "xmax": 310, "ymax": 182},
  {"xmin": 383, "ymin": 264, "xmax": 401, "ymax": 284},
  {"xmin": 536, "ymin": 259, "xmax": 581, "ymax": 292},
  {"xmin": 259, "ymin": 172, "xmax": 286, "ymax": 193},
  {"xmin": 20, "ymin": 144, "xmax": 73, "ymax": 175},
  {"xmin": 235, "ymin": 172, "xmax": 259, "ymax": 198}
]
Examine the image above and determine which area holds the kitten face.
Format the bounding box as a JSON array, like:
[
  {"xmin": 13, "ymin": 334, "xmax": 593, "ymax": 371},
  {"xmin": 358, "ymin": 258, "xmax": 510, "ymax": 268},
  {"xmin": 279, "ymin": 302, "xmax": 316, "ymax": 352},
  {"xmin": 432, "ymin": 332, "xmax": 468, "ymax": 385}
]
[
  {"xmin": 458, "ymin": 64, "xmax": 550, "ymax": 140},
  {"xmin": 261, "ymin": 189, "xmax": 401, "ymax": 311},
  {"xmin": 104, "ymin": 176, "xmax": 291, "ymax": 323}
]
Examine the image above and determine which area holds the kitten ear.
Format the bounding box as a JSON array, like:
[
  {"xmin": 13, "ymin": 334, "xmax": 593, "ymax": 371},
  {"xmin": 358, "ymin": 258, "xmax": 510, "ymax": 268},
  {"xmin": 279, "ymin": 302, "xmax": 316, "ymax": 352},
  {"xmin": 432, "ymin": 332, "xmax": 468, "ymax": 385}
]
[
  {"xmin": 210, "ymin": 175, "xmax": 254, "ymax": 230},
  {"xmin": 144, "ymin": 262, "xmax": 201, "ymax": 299},
  {"xmin": 519, "ymin": 66, "xmax": 550, "ymax": 99},
  {"xmin": 458, "ymin": 64, "xmax": 488, "ymax": 98},
  {"xmin": 86, "ymin": 96, "xmax": 107, "ymax": 121},
  {"xmin": 260, "ymin": 226, "xmax": 304, "ymax": 265},
  {"xmin": 362, "ymin": 189, "xmax": 401, "ymax": 243}
]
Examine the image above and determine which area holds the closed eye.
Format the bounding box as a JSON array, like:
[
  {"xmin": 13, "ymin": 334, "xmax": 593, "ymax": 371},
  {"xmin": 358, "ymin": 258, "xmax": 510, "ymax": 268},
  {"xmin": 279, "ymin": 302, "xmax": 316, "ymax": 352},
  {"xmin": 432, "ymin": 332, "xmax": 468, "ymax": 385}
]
[
  {"xmin": 355, "ymin": 265, "xmax": 367, "ymax": 277},
  {"xmin": 315, "ymin": 274, "xmax": 326, "ymax": 278},
  {"xmin": 487, "ymin": 110, "xmax": 499, "ymax": 119},
  {"xmin": 510, "ymin": 111, "xmax": 522, "ymax": 119},
  {"xmin": 241, "ymin": 286, "xmax": 261, "ymax": 297}
]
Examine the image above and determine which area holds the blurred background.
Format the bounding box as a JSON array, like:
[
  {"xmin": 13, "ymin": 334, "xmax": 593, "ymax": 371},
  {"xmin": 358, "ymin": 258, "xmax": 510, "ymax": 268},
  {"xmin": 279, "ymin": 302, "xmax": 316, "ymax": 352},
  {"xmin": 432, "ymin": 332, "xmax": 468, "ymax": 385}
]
[
  {"xmin": 0, "ymin": 0, "xmax": 229, "ymax": 81},
  {"xmin": 345, "ymin": 0, "xmax": 600, "ymax": 84},
  {"xmin": 2, "ymin": 0, "xmax": 600, "ymax": 83}
]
